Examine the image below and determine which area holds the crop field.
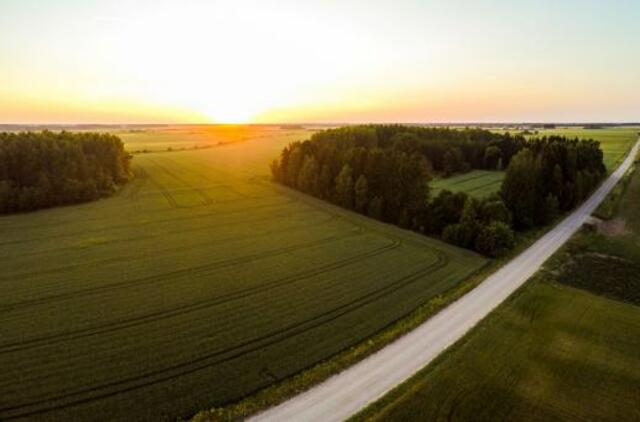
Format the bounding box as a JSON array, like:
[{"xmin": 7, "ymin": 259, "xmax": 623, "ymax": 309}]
[
  {"xmin": 357, "ymin": 281, "xmax": 640, "ymax": 421},
  {"xmin": 116, "ymin": 125, "xmax": 320, "ymax": 153},
  {"xmin": 0, "ymin": 126, "xmax": 485, "ymax": 421},
  {"xmin": 430, "ymin": 170, "xmax": 505, "ymax": 198},
  {"xmin": 357, "ymin": 143, "xmax": 640, "ymax": 422},
  {"xmin": 528, "ymin": 127, "xmax": 639, "ymax": 171}
]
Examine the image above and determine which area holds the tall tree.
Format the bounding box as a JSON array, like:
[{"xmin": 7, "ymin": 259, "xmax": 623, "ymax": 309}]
[
  {"xmin": 483, "ymin": 146, "xmax": 502, "ymax": 170},
  {"xmin": 501, "ymin": 148, "xmax": 539, "ymax": 229},
  {"xmin": 354, "ymin": 175, "xmax": 369, "ymax": 213},
  {"xmin": 335, "ymin": 164, "xmax": 354, "ymax": 209},
  {"xmin": 297, "ymin": 155, "xmax": 319, "ymax": 194}
]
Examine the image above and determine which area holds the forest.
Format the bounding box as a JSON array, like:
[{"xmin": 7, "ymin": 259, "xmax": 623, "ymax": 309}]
[
  {"xmin": 271, "ymin": 125, "xmax": 606, "ymax": 256},
  {"xmin": 0, "ymin": 131, "xmax": 131, "ymax": 213}
]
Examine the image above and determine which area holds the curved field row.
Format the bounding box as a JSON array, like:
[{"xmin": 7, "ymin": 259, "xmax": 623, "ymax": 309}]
[
  {"xmin": 0, "ymin": 207, "xmax": 336, "ymax": 283},
  {"xmin": 158, "ymin": 154, "xmax": 254, "ymax": 200},
  {"xmin": 0, "ymin": 195, "xmax": 298, "ymax": 248},
  {"xmin": 0, "ymin": 247, "xmax": 449, "ymax": 419},
  {"xmin": 145, "ymin": 156, "xmax": 214, "ymax": 207},
  {"xmin": 0, "ymin": 225, "xmax": 365, "ymax": 312},
  {"xmin": 0, "ymin": 238, "xmax": 402, "ymax": 354},
  {"xmin": 120, "ymin": 166, "xmax": 149, "ymax": 201},
  {"xmin": 430, "ymin": 170, "xmax": 505, "ymax": 199},
  {"xmin": 0, "ymin": 130, "xmax": 486, "ymax": 421},
  {"xmin": 0, "ymin": 180, "xmax": 275, "ymax": 235}
]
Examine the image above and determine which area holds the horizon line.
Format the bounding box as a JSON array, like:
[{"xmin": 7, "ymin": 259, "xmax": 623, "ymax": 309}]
[{"xmin": 1, "ymin": 122, "xmax": 639, "ymax": 127}]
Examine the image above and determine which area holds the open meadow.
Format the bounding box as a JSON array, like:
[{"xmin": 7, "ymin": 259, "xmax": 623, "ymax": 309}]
[
  {"xmin": 356, "ymin": 137, "xmax": 640, "ymax": 422},
  {"xmin": 0, "ymin": 126, "xmax": 485, "ymax": 421},
  {"xmin": 430, "ymin": 170, "xmax": 504, "ymax": 199}
]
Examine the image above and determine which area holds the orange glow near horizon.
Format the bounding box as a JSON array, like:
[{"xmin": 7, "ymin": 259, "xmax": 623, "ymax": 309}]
[{"xmin": 1, "ymin": 1, "xmax": 639, "ymax": 124}]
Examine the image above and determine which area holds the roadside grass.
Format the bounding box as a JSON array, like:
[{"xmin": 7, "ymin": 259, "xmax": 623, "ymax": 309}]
[
  {"xmin": 430, "ymin": 170, "xmax": 505, "ymax": 198},
  {"xmin": 354, "ymin": 137, "xmax": 640, "ymax": 422},
  {"xmin": 560, "ymin": 155, "xmax": 640, "ymax": 306},
  {"xmin": 353, "ymin": 279, "xmax": 640, "ymax": 422},
  {"xmin": 593, "ymin": 150, "xmax": 639, "ymax": 219}
]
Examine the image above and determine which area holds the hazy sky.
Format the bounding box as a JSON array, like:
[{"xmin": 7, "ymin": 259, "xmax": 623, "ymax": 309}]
[{"xmin": 1, "ymin": 0, "xmax": 639, "ymax": 123}]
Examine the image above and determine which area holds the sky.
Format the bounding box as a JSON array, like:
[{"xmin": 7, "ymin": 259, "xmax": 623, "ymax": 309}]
[{"xmin": 1, "ymin": 0, "xmax": 639, "ymax": 124}]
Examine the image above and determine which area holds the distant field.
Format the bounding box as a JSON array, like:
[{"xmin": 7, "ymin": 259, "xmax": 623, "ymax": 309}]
[
  {"xmin": 0, "ymin": 126, "xmax": 485, "ymax": 421},
  {"xmin": 493, "ymin": 127, "xmax": 638, "ymax": 171},
  {"xmin": 356, "ymin": 141, "xmax": 640, "ymax": 422},
  {"xmin": 430, "ymin": 170, "xmax": 504, "ymax": 199},
  {"xmin": 116, "ymin": 125, "xmax": 316, "ymax": 152},
  {"xmin": 529, "ymin": 127, "xmax": 639, "ymax": 171}
]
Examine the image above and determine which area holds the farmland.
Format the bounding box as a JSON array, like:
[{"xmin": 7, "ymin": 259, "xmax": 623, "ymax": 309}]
[
  {"xmin": 0, "ymin": 125, "xmax": 485, "ymax": 421},
  {"xmin": 430, "ymin": 170, "xmax": 504, "ymax": 199},
  {"xmin": 526, "ymin": 127, "xmax": 638, "ymax": 171},
  {"xmin": 355, "ymin": 138, "xmax": 640, "ymax": 422},
  {"xmin": 356, "ymin": 281, "xmax": 640, "ymax": 421}
]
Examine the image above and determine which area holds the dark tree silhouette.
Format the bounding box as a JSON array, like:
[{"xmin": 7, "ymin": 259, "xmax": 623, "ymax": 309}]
[
  {"xmin": 0, "ymin": 131, "xmax": 131, "ymax": 213},
  {"xmin": 270, "ymin": 125, "xmax": 605, "ymax": 257}
]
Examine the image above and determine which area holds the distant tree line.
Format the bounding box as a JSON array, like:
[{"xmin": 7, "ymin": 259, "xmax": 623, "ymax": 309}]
[
  {"xmin": 270, "ymin": 125, "xmax": 606, "ymax": 257},
  {"xmin": 0, "ymin": 131, "xmax": 131, "ymax": 213}
]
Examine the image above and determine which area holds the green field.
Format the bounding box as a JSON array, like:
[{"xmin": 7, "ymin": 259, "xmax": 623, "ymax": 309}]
[
  {"xmin": 117, "ymin": 125, "xmax": 318, "ymax": 153},
  {"xmin": 356, "ymin": 282, "xmax": 640, "ymax": 421},
  {"xmin": 430, "ymin": 170, "xmax": 505, "ymax": 199},
  {"xmin": 356, "ymin": 142, "xmax": 640, "ymax": 422},
  {"xmin": 528, "ymin": 127, "xmax": 639, "ymax": 171},
  {"xmin": 0, "ymin": 126, "xmax": 485, "ymax": 421}
]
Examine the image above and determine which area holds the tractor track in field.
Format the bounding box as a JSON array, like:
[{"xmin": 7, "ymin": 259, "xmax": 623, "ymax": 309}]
[
  {"xmin": 464, "ymin": 179, "xmax": 503, "ymax": 194},
  {"xmin": 148, "ymin": 172, "xmax": 179, "ymax": 208},
  {"xmin": 146, "ymin": 156, "xmax": 214, "ymax": 206},
  {"xmin": 0, "ymin": 204, "xmax": 328, "ymax": 262},
  {"xmin": 121, "ymin": 166, "xmax": 149, "ymax": 201},
  {"xmin": 0, "ymin": 226, "xmax": 366, "ymax": 312},
  {"xmin": 158, "ymin": 154, "xmax": 253, "ymax": 199},
  {"xmin": 0, "ymin": 155, "xmax": 476, "ymax": 421},
  {"xmin": 0, "ymin": 187, "xmax": 279, "ymax": 234},
  {"xmin": 0, "ymin": 198, "xmax": 301, "ymax": 248},
  {"xmin": 0, "ymin": 246, "xmax": 450, "ymax": 420},
  {"xmin": 444, "ymin": 171, "xmax": 495, "ymax": 186},
  {"xmin": 0, "ymin": 208, "xmax": 337, "ymax": 282},
  {"xmin": 0, "ymin": 238, "xmax": 403, "ymax": 354}
]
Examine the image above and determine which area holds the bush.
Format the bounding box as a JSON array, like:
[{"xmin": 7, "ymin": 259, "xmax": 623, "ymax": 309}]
[
  {"xmin": 442, "ymin": 223, "xmax": 476, "ymax": 249},
  {"xmin": 474, "ymin": 222, "xmax": 515, "ymax": 257}
]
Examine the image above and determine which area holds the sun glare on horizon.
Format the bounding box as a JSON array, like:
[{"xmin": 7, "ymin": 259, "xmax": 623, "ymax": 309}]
[
  {"xmin": 0, "ymin": 0, "xmax": 639, "ymax": 124},
  {"xmin": 202, "ymin": 104, "xmax": 254, "ymax": 124}
]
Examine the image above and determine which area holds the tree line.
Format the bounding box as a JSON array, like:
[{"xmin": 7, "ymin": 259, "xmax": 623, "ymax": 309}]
[
  {"xmin": 502, "ymin": 136, "xmax": 605, "ymax": 229},
  {"xmin": 0, "ymin": 131, "xmax": 131, "ymax": 213},
  {"xmin": 270, "ymin": 125, "xmax": 607, "ymax": 257}
]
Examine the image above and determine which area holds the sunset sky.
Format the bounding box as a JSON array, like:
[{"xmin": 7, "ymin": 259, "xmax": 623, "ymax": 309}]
[{"xmin": 1, "ymin": 0, "xmax": 639, "ymax": 124}]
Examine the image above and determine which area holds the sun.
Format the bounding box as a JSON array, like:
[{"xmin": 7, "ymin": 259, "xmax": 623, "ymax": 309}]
[
  {"xmin": 202, "ymin": 100, "xmax": 257, "ymax": 124},
  {"xmin": 207, "ymin": 109, "xmax": 252, "ymax": 124}
]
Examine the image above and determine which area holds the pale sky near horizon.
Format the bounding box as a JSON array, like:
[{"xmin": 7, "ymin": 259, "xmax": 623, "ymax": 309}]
[{"xmin": 1, "ymin": 0, "xmax": 639, "ymax": 124}]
